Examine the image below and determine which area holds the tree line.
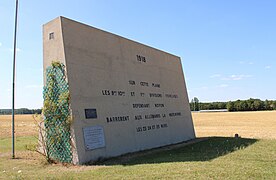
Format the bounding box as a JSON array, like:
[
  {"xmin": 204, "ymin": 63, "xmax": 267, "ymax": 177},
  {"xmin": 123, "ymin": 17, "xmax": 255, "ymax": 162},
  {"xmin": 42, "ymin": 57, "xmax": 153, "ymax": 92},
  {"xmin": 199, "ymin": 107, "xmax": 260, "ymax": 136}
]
[
  {"xmin": 190, "ymin": 98, "xmax": 276, "ymax": 112},
  {"xmin": 0, "ymin": 108, "xmax": 42, "ymax": 115},
  {"xmin": 1, "ymin": 98, "xmax": 275, "ymax": 114}
]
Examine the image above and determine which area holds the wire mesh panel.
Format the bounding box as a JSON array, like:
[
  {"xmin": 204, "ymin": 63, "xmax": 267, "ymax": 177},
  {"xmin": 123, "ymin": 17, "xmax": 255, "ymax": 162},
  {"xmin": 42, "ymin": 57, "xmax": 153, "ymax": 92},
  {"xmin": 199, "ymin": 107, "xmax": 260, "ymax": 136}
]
[{"xmin": 43, "ymin": 62, "xmax": 72, "ymax": 163}]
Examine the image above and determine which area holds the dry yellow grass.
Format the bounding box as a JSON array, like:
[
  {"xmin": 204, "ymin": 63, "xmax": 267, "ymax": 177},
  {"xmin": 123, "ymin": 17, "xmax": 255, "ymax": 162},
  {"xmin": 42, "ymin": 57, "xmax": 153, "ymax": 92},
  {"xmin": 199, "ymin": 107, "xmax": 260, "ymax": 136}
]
[
  {"xmin": 193, "ymin": 111, "xmax": 276, "ymax": 139},
  {"xmin": 1, "ymin": 111, "xmax": 275, "ymax": 139},
  {"xmin": 0, "ymin": 115, "xmax": 38, "ymax": 138}
]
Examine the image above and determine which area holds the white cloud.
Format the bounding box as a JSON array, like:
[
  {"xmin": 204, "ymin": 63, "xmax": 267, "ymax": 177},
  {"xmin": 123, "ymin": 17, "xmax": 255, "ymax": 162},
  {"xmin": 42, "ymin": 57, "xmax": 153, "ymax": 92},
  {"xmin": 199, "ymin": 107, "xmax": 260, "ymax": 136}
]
[
  {"xmin": 210, "ymin": 74, "xmax": 221, "ymax": 78},
  {"xmin": 0, "ymin": 42, "xmax": 2, "ymax": 47},
  {"xmin": 221, "ymin": 74, "xmax": 252, "ymax": 81},
  {"xmin": 217, "ymin": 84, "xmax": 229, "ymax": 88},
  {"xmin": 265, "ymin": 65, "xmax": 271, "ymax": 69},
  {"xmin": 210, "ymin": 73, "xmax": 252, "ymax": 81}
]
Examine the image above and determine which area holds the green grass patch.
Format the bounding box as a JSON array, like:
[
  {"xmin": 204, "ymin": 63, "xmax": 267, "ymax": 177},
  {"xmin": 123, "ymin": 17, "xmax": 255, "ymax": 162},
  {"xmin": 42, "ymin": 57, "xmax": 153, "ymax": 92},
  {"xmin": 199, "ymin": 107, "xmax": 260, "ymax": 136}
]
[
  {"xmin": 0, "ymin": 137, "xmax": 276, "ymax": 179},
  {"xmin": 101, "ymin": 137, "xmax": 258, "ymax": 165},
  {"xmin": 0, "ymin": 136, "xmax": 37, "ymax": 153}
]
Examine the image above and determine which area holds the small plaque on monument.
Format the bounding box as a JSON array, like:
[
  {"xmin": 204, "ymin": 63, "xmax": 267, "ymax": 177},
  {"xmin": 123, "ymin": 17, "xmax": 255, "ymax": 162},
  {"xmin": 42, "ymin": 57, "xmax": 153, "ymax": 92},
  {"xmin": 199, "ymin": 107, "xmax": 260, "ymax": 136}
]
[
  {"xmin": 83, "ymin": 126, "xmax": 105, "ymax": 150},
  {"xmin": 85, "ymin": 109, "xmax": 97, "ymax": 119}
]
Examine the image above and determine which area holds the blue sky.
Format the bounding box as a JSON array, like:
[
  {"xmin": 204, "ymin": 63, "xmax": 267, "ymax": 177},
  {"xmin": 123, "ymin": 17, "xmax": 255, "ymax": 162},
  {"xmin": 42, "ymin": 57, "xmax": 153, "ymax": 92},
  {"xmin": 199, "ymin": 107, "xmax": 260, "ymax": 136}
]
[{"xmin": 1, "ymin": 0, "xmax": 275, "ymax": 108}]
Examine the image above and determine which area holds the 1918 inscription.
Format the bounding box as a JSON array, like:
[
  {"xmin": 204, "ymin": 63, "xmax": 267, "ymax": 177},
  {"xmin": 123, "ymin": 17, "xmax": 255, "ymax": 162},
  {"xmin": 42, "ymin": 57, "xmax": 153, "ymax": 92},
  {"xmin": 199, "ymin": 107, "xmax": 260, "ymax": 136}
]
[{"xmin": 136, "ymin": 55, "xmax": 146, "ymax": 63}]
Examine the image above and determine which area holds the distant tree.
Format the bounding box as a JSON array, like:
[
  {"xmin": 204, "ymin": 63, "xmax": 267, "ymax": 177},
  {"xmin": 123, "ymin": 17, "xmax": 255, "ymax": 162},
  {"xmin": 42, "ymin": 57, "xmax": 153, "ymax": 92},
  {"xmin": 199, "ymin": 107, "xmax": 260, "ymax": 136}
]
[
  {"xmin": 240, "ymin": 101, "xmax": 248, "ymax": 111},
  {"xmin": 190, "ymin": 98, "xmax": 276, "ymax": 112},
  {"xmin": 218, "ymin": 102, "xmax": 226, "ymax": 109},
  {"xmin": 210, "ymin": 102, "xmax": 215, "ymax": 109},
  {"xmin": 227, "ymin": 101, "xmax": 235, "ymax": 111},
  {"xmin": 0, "ymin": 108, "xmax": 42, "ymax": 115},
  {"xmin": 234, "ymin": 100, "xmax": 241, "ymax": 111},
  {"xmin": 190, "ymin": 97, "xmax": 200, "ymax": 111},
  {"xmin": 253, "ymin": 99, "xmax": 264, "ymax": 111},
  {"xmin": 264, "ymin": 100, "xmax": 273, "ymax": 110},
  {"xmin": 273, "ymin": 101, "xmax": 276, "ymax": 110}
]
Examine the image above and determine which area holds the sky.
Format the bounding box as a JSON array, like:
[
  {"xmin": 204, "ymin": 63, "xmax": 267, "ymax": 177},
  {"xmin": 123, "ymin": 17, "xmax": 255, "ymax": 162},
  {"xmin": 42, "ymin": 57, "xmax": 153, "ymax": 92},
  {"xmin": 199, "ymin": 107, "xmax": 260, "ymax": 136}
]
[{"xmin": 0, "ymin": 0, "xmax": 276, "ymax": 109}]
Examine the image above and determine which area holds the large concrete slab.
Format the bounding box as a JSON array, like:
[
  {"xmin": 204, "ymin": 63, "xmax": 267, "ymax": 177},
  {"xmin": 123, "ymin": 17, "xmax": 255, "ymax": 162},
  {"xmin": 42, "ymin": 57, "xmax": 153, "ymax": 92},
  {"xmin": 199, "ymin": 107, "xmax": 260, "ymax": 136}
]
[{"xmin": 43, "ymin": 16, "xmax": 195, "ymax": 164}]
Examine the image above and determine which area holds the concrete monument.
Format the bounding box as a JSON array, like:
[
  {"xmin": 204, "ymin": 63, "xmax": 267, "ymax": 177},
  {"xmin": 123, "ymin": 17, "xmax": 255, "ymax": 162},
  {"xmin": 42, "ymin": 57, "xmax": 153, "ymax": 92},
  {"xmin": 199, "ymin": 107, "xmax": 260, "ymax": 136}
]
[{"xmin": 43, "ymin": 16, "xmax": 195, "ymax": 164}]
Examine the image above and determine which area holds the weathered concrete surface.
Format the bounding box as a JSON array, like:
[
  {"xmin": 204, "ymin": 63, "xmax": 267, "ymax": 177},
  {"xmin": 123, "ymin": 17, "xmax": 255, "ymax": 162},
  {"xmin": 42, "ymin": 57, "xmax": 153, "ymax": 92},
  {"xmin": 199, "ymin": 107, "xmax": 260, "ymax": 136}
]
[{"xmin": 43, "ymin": 17, "xmax": 195, "ymax": 164}]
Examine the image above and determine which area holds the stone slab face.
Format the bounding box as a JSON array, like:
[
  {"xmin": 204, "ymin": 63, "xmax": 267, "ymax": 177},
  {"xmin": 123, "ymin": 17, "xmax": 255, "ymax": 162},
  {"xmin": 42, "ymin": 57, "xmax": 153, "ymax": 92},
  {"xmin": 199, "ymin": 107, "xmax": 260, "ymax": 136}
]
[{"xmin": 43, "ymin": 16, "xmax": 195, "ymax": 164}]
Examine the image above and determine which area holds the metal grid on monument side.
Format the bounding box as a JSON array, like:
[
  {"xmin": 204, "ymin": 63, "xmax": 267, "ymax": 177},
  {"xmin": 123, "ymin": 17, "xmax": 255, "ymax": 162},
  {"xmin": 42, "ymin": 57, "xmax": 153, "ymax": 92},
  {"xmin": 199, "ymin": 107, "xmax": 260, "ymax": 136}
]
[{"xmin": 43, "ymin": 63, "xmax": 72, "ymax": 163}]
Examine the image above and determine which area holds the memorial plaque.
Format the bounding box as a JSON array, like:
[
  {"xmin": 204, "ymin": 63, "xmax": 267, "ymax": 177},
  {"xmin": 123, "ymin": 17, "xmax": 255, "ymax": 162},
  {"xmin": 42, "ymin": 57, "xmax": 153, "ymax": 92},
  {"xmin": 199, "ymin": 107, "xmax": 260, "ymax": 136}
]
[
  {"xmin": 83, "ymin": 126, "xmax": 105, "ymax": 150},
  {"xmin": 85, "ymin": 109, "xmax": 97, "ymax": 119},
  {"xmin": 43, "ymin": 16, "xmax": 195, "ymax": 164}
]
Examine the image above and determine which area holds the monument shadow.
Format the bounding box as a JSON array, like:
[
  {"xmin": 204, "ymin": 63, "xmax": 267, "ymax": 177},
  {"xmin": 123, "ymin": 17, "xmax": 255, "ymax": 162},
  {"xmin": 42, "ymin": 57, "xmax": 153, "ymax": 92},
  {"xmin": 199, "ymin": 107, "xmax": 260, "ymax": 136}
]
[{"xmin": 95, "ymin": 137, "xmax": 258, "ymax": 166}]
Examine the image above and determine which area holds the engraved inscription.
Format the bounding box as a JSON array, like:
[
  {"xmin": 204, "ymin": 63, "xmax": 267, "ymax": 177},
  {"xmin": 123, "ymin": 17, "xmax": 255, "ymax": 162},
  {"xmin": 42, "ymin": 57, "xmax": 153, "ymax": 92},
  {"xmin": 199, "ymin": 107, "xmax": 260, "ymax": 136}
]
[
  {"xmin": 136, "ymin": 123, "xmax": 168, "ymax": 132},
  {"xmin": 135, "ymin": 115, "xmax": 143, "ymax": 120},
  {"xmin": 155, "ymin": 103, "xmax": 164, "ymax": 107},
  {"xmin": 137, "ymin": 55, "xmax": 146, "ymax": 63},
  {"xmin": 140, "ymin": 81, "xmax": 149, "ymax": 87},
  {"xmin": 133, "ymin": 103, "xmax": 150, "ymax": 108},
  {"xmin": 169, "ymin": 112, "xmax": 182, "ymax": 117},
  {"xmin": 149, "ymin": 93, "xmax": 162, "ymax": 98},
  {"xmin": 102, "ymin": 89, "xmax": 125, "ymax": 96},
  {"xmin": 165, "ymin": 94, "xmax": 178, "ymax": 98},
  {"xmin": 129, "ymin": 80, "xmax": 136, "ymax": 85},
  {"xmin": 102, "ymin": 79, "xmax": 181, "ymax": 133},
  {"xmin": 152, "ymin": 83, "xmax": 160, "ymax": 88},
  {"xmin": 145, "ymin": 114, "xmax": 161, "ymax": 119},
  {"xmin": 106, "ymin": 116, "xmax": 130, "ymax": 123}
]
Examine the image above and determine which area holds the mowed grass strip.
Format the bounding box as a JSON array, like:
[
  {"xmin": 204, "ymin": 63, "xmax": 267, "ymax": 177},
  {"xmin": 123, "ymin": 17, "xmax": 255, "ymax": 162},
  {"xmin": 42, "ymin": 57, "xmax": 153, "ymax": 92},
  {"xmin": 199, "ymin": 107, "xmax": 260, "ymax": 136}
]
[
  {"xmin": 0, "ymin": 137, "xmax": 275, "ymax": 179},
  {"xmin": 0, "ymin": 136, "xmax": 37, "ymax": 153}
]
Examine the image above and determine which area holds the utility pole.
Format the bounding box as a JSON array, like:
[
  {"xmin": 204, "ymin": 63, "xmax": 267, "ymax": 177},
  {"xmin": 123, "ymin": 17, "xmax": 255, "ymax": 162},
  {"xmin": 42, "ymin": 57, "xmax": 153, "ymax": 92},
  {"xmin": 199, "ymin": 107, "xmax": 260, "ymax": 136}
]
[{"xmin": 12, "ymin": 0, "xmax": 19, "ymax": 159}]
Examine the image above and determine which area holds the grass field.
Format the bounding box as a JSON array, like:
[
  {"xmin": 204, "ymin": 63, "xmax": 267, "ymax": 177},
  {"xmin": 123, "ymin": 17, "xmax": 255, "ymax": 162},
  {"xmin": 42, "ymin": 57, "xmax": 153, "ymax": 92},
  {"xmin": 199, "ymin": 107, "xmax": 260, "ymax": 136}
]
[
  {"xmin": 193, "ymin": 111, "xmax": 276, "ymax": 139},
  {"xmin": 0, "ymin": 115, "xmax": 37, "ymax": 138},
  {"xmin": 0, "ymin": 111, "xmax": 276, "ymax": 179}
]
